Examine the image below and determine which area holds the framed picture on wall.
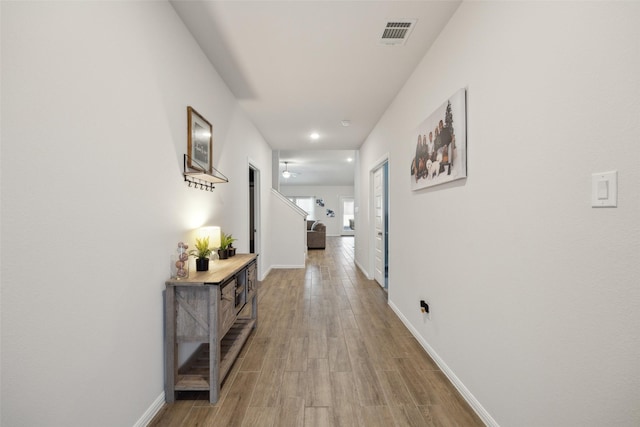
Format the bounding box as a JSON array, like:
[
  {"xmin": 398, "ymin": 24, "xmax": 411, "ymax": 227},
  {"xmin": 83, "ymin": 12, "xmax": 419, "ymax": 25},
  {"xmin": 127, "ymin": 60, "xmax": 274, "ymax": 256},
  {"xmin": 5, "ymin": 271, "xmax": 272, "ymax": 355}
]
[
  {"xmin": 410, "ymin": 88, "xmax": 467, "ymax": 190},
  {"xmin": 187, "ymin": 106, "xmax": 213, "ymax": 172}
]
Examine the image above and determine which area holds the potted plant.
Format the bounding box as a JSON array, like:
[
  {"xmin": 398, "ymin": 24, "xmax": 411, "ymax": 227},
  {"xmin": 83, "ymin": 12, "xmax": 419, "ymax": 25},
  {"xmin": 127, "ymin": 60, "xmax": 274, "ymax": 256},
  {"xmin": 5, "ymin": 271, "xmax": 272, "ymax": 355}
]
[
  {"xmin": 189, "ymin": 236, "xmax": 214, "ymax": 271},
  {"xmin": 226, "ymin": 233, "xmax": 238, "ymax": 257},
  {"xmin": 227, "ymin": 241, "xmax": 236, "ymax": 257},
  {"xmin": 218, "ymin": 232, "xmax": 237, "ymax": 259}
]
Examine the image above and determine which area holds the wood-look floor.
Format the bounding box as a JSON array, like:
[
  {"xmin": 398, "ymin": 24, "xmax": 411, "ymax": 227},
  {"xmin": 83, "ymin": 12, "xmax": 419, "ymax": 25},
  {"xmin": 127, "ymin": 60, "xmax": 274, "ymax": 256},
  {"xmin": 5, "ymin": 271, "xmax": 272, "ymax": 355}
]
[{"xmin": 150, "ymin": 237, "xmax": 484, "ymax": 427}]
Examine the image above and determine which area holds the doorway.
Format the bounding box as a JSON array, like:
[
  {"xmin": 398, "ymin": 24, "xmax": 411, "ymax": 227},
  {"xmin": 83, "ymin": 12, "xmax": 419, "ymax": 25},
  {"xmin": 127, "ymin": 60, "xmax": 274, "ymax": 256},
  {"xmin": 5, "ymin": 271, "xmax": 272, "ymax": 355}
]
[
  {"xmin": 371, "ymin": 159, "xmax": 389, "ymax": 290},
  {"xmin": 340, "ymin": 196, "xmax": 355, "ymax": 236},
  {"xmin": 248, "ymin": 164, "xmax": 260, "ymax": 255}
]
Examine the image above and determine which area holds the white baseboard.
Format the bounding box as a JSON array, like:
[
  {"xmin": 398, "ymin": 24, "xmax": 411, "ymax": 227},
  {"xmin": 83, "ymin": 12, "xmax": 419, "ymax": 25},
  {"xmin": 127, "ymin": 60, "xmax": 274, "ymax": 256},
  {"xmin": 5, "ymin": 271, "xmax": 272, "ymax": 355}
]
[
  {"xmin": 133, "ymin": 391, "xmax": 165, "ymax": 427},
  {"xmin": 355, "ymin": 259, "xmax": 373, "ymax": 280},
  {"xmin": 270, "ymin": 264, "xmax": 305, "ymax": 269},
  {"xmin": 260, "ymin": 266, "xmax": 272, "ymax": 281},
  {"xmin": 387, "ymin": 301, "xmax": 499, "ymax": 427}
]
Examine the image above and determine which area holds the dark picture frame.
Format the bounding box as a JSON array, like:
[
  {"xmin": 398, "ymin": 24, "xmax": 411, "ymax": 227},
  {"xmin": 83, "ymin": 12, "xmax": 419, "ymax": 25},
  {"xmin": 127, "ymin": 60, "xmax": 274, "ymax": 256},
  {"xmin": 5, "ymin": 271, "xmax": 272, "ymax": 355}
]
[{"xmin": 187, "ymin": 106, "xmax": 213, "ymax": 173}]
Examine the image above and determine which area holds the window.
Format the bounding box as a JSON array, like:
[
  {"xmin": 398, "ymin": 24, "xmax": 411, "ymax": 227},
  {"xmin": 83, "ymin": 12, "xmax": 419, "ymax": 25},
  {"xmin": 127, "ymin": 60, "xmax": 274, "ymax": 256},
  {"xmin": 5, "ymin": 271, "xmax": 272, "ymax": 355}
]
[
  {"xmin": 342, "ymin": 198, "xmax": 354, "ymax": 231},
  {"xmin": 288, "ymin": 196, "xmax": 314, "ymax": 216}
]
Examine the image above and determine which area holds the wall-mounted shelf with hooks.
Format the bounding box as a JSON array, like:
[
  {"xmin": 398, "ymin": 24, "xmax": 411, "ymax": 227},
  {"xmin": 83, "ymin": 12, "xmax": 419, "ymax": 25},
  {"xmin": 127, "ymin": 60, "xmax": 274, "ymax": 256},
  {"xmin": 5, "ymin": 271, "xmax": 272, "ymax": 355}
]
[{"xmin": 183, "ymin": 154, "xmax": 228, "ymax": 191}]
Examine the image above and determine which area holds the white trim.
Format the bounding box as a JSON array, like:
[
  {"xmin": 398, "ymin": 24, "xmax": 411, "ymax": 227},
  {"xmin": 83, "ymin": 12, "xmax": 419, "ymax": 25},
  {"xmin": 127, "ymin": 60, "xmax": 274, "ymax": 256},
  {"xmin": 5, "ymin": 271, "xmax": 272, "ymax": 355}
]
[
  {"xmin": 260, "ymin": 266, "xmax": 272, "ymax": 281},
  {"xmin": 355, "ymin": 259, "xmax": 373, "ymax": 280},
  {"xmin": 371, "ymin": 153, "xmax": 390, "ymax": 173},
  {"xmin": 369, "ymin": 154, "xmax": 389, "ymax": 288},
  {"xmin": 339, "ymin": 195, "xmax": 355, "ymax": 236},
  {"xmin": 248, "ymin": 159, "xmax": 262, "ymax": 276},
  {"xmin": 133, "ymin": 392, "xmax": 165, "ymax": 427},
  {"xmin": 387, "ymin": 301, "xmax": 499, "ymax": 427},
  {"xmin": 255, "ymin": 265, "xmax": 303, "ymax": 296},
  {"xmin": 270, "ymin": 264, "xmax": 305, "ymax": 269},
  {"xmin": 271, "ymin": 188, "xmax": 308, "ymax": 217}
]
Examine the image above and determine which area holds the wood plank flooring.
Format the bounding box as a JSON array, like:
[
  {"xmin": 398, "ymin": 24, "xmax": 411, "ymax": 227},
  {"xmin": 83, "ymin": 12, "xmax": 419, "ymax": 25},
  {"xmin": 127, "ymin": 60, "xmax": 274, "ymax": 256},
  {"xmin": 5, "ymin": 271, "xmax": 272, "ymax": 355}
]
[{"xmin": 150, "ymin": 237, "xmax": 484, "ymax": 427}]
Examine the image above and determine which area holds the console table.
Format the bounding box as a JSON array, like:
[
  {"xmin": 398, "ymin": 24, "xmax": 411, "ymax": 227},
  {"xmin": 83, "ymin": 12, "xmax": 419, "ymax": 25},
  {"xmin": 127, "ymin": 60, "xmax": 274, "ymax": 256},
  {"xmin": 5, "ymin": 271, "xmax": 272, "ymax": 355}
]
[{"xmin": 164, "ymin": 254, "xmax": 258, "ymax": 403}]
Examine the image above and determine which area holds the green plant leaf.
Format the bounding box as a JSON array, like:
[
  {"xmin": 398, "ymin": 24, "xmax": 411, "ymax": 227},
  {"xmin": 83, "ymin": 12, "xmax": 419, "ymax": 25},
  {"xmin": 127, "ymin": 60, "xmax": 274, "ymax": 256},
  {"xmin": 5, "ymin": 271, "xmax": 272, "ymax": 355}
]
[{"xmin": 189, "ymin": 236, "xmax": 213, "ymax": 258}]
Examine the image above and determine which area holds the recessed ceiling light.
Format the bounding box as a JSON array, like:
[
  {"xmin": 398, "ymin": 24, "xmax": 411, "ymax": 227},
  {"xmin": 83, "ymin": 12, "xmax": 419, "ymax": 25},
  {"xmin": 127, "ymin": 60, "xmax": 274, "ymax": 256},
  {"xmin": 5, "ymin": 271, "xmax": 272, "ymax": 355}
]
[
  {"xmin": 341, "ymin": 120, "xmax": 351, "ymax": 127},
  {"xmin": 347, "ymin": 158, "xmax": 353, "ymax": 162},
  {"xmin": 310, "ymin": 132, "xmax": 320, "ymax": 140}
]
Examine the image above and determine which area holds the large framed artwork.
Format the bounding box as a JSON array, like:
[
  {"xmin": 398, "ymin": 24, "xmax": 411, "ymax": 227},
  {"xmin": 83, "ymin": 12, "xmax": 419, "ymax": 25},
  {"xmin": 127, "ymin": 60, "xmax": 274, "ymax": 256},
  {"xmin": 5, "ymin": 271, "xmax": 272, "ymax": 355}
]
[
  {"xmin": 187, "ymin": 106, "xmax": 213, "ymax": 173},
  {"xmin": 411, "ymin": 88, "xmax": 467, "ymax": 190}
]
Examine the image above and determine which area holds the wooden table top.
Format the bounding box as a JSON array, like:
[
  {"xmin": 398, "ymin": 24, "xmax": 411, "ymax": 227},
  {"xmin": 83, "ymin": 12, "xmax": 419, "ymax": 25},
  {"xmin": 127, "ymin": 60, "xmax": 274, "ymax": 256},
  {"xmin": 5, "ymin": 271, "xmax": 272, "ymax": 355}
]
[{"xmin": 166, "ymin": 253, "xmax": 257, "ymax": 286}]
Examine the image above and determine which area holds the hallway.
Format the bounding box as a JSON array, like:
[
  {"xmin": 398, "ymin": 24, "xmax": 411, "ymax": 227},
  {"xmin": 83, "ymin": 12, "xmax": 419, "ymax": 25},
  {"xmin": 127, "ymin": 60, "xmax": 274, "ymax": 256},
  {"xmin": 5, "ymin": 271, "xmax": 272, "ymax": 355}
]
[{"xmin": 151, "ymin": 237, "xmax": 483, "ymax": 426}]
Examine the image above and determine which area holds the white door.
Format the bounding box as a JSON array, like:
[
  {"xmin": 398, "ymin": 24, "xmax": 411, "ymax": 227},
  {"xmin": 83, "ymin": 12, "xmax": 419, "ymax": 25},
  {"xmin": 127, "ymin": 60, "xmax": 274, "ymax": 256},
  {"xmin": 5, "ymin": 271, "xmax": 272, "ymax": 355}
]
[{"xmin": 373, "ymin": 166, "xmax": 385, "ymax": 287}]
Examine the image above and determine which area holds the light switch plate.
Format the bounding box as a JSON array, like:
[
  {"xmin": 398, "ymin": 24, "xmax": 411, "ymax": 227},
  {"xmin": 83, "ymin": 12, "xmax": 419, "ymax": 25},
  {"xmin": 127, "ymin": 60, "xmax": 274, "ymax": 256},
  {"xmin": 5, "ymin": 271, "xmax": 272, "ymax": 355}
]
[{"xmin": 591, "ymin": 171, "xmax": 617, "ymax": 207}]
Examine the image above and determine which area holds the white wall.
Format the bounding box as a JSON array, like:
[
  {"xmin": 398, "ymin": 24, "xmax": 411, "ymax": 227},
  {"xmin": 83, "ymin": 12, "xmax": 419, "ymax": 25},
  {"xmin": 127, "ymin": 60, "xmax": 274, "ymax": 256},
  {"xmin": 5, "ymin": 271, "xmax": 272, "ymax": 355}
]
[
  {"xmin": 211, "ymin": 112, "xmax": 274, "ymax": 279},
  {"xmin": 268, "ymin": 190, "xmax": 308, "ymax": 269},
  {"xmin": 1, "ymin": 2, "xmax": 272, "ymax": 426},
  {"xmin": 356, "ymin": 2, "xmax": 640, "ymax": 426},
  {"xmin": 280, "ymin": 185, "xmax": 355, "ymax": 236}
]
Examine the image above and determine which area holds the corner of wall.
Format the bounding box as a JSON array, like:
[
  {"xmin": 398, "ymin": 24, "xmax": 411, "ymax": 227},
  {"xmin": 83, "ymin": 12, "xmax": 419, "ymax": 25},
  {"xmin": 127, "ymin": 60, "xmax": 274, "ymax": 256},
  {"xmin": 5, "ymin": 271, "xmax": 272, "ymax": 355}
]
[
  {"xmin": 133, "ymin": 392, "xmax": 165, "ymax": 427},
  {"xmin": 387, "ymin": 301, "xmax": 498, "ymax": 427}
]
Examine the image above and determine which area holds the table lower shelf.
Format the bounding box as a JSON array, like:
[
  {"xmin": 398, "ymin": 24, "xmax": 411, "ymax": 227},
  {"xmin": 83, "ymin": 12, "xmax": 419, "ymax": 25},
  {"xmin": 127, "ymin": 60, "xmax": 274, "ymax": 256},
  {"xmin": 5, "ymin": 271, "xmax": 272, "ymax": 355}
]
[{"xmin": 175, "ymin": 317, "xmax": 256, "ymax": 391}]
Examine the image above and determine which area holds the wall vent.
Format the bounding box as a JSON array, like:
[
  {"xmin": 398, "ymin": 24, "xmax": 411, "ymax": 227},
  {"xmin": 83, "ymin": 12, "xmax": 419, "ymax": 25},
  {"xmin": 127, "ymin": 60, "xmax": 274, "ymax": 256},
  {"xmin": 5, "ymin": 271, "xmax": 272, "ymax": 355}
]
[{"xmin": 380, "ymin": 20, "xmax": 417, "ymax": 46}]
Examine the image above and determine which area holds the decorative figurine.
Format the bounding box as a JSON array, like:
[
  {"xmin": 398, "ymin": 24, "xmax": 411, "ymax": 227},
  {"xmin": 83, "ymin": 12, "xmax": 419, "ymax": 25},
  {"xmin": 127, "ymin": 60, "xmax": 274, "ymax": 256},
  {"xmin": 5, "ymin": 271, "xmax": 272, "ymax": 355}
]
[{"xmin": 175, "ymin": 242, "xmax": 189, "ymax": 279}]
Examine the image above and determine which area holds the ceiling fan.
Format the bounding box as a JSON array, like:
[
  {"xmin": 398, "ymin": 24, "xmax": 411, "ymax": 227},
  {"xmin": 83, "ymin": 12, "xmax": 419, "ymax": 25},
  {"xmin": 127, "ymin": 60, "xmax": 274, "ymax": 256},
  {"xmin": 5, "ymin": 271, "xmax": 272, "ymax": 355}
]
[{"xmin": 281, "ymin": 161, "xmax": 300, "ymax": 179}]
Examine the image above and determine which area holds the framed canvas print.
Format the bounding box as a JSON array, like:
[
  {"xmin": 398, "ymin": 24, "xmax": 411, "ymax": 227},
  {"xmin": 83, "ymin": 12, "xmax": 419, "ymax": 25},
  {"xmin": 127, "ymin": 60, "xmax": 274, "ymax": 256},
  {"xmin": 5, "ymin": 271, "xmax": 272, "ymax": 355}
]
[
  {"xmin": 187, "ymin": 106, "xmax": 213, "ymax": 172},
  {"xmin": 411, "ymin": 88, "xmax": 466, "ymax": 190}
]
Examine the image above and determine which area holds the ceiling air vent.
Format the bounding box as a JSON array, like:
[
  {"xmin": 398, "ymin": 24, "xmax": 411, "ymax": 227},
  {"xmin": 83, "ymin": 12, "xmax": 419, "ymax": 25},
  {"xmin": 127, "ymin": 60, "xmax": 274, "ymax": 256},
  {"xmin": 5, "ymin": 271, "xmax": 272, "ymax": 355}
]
[{"xmin": 380, "ymin": 20, "xmax": 417, "ymax": 46}]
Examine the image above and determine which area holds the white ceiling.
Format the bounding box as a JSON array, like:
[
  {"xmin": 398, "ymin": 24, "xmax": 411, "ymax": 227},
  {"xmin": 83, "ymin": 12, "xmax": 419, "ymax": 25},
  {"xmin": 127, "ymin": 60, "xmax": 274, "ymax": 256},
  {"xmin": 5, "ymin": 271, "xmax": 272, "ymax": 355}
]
[
  {"xmin": 278, "ymin": 149, "xmax": 356, "ymax": 186},
  {"xmin": 171, "ymin": 0, "xmax": 461, "ymax": 184}
]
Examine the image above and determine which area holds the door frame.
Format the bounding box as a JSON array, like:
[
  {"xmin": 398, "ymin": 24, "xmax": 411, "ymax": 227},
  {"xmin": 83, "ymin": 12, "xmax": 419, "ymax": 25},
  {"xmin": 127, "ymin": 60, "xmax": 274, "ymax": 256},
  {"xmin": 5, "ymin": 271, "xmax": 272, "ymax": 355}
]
[
  {"xmin": 248, "ymin": 159, "xmax": 261, "ymax": 275},
  {"xmin": 369, "ymin": 153, "xmax": 389, "ymax": 289},
  {"xmin": 339, "ymin": 195, "xmax": 355, "ymax": 236}
]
